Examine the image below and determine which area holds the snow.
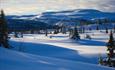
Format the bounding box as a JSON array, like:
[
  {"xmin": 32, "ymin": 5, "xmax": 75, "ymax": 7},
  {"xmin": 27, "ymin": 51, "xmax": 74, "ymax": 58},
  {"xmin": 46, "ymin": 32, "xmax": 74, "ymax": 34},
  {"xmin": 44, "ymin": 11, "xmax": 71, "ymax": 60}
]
[
  {"xmin": 0, "ymin": 29, "xmax": 115, "ymax": 70},
  {"xmin": 0, "ymin": 47, "xmax": 114, "ymax": 70},
  {"xmin": 9, "ymin": 33, "xmax": 106, "ymax": 64}
]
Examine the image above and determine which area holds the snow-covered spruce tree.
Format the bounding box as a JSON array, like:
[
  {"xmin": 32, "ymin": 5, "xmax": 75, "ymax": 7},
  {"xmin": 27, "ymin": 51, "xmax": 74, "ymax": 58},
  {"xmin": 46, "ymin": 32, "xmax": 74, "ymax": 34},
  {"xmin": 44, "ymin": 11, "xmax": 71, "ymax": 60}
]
[
  {"xmin": 98, "ymin": 54, "xmax": 103, "ymax": 65},
  {"xmin": 45, "ymin": 29, "xmax": 48, "ymax": 36},
  {"xmin": 107, "ymin": 31, "xmax": 115, "ymax": 58},
  {"xmin": 14, "ymin": 32, "xmax": 18, "ymax": 38},
  {"xmin": 106, "ymin": 27, "xmax": 108, "ymax": 33},
  {"xmin": 106, "ymin": 31, "xmax": 115, "ymax": 67},
  {"xmin": 20, "ymin": 32, "xmax": 23, "ymax": 38},
  {"xmin": 61, "ymin": 25, "xmax": 66, "ymax": 34},
  {"xmin": 96, "ymin": 25, "xmax": 99, "ymax": 30},
  {"xmin": 82, "ymin": 27, "xmax": 85, "ymax": 33},
  {"xmin": 71, "ymin": 27, "xmax": 80, "ymax": 40},
  {"xmin": 0, "ymin": 10, "xmax": 9, "ymax": 48},
  {"xmin": 53, "ymin": 25, "xmax": 60, "ymax": 34}
]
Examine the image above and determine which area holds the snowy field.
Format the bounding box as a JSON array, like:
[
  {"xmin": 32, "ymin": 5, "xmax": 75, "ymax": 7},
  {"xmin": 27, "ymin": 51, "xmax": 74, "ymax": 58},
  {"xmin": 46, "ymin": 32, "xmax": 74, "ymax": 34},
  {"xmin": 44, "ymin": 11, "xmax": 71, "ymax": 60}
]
[{"xmin": 0, "ymin": 29, "xmax": 115, "ymax": 70}]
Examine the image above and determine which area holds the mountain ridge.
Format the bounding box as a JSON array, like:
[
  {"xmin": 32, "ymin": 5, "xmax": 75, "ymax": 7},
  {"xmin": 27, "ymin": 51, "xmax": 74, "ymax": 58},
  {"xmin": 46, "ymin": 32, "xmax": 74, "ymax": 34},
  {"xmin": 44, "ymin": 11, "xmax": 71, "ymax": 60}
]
[{"xmin": 6, "ymin": 9, "xmax": 115, "ymax": 25}]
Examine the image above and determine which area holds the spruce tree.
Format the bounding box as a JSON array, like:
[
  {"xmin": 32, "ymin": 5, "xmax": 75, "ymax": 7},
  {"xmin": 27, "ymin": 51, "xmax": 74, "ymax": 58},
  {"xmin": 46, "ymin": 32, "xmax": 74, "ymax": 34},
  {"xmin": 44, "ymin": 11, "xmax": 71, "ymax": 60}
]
[
  {"xmin": 107, "ymin": 31, "xmax": 115, "ymax": 58},
  {"xmin": 106, "ymin": 27, "xmax": 108, "ymax": 33},
  {"xmin": 98, "ymin": 54, "xmax": 103, "ymax": 65},
  {"xmin": 106, "ymin": 30, "xmax": 115, "ymax": 67},
  {"xmin": 82, "ymin": 27, "xmax": 85, "ymax": 33},
  {"xmin": 14, "ymin": 32, "xmax": 18, "ymax": 38},
  {"xmin": 0, "ymin": 10, "xmax": 9, "ymax": 48},
  {"xmin": 71, "ymin": 27, "xmax": 80, "ymax": 40},
  {"xmin": 45, "ymin": 29, "xmax": 48, "ymax": 36},
  {"xmin": 96, "ymin": 25, "xmax": 99, "ymax": 30}
]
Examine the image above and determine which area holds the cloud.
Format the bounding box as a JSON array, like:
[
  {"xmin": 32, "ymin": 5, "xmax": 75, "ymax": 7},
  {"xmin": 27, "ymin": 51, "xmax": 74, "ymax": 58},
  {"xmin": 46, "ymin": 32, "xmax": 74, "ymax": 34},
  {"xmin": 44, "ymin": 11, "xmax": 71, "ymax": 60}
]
[{"xmin": 0, "ymin": 0, "xmax": 115, "ymax": 15}]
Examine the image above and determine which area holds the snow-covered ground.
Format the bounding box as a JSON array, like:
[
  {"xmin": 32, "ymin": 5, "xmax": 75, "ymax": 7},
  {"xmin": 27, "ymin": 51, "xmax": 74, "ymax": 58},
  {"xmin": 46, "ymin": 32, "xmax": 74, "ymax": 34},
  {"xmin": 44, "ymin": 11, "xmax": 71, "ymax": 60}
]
[
  {"xmin": 10, "ymin": 30, "xmax": 112, "ymax": 63},
  {"xmin": 0, "ymin": 29, "xmax": 115, "ymax": 70},
  {"xmin": 1, "ymin": 47, "xmax": 114, "ymax": 70}
]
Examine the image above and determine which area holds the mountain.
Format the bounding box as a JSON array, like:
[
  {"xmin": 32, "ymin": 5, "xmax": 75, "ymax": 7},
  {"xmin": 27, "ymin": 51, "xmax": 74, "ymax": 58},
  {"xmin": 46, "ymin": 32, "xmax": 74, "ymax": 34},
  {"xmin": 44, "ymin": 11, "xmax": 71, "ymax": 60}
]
[
  {"xmin": 6, "ymin": 9, "xmax": 115, "ymax": 26},
  {"xmin": 38, "ymin": 9, "xmax": 115, "ymax": 24}
]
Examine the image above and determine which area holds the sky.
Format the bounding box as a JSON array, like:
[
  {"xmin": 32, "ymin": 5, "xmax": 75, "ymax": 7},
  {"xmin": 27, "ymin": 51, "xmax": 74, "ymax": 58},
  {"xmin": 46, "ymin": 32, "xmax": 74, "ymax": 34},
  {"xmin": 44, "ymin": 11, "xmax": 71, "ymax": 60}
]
[{"xmin": 0, "ymin": 0, "xmax": 115, "ymax": 15}]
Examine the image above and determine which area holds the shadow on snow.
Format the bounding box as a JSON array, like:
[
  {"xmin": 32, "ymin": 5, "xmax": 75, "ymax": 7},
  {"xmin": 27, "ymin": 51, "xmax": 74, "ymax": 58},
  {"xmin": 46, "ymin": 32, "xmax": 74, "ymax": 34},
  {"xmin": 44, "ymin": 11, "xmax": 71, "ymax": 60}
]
[
  {"xmin": 76, "ymin": 39, "xmax": 106, "ymax": 46},
  {"xmin": 9, "ymin": 40, "xmax": 99, "ymax": 64}
]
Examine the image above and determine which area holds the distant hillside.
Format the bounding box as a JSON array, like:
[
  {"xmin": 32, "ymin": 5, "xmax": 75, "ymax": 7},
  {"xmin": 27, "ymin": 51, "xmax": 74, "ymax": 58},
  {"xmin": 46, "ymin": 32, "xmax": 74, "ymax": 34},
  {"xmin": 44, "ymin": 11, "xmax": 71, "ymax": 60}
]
[{"xmin": 6, "ymin": 9, "xmax": 115, "ymax": 26}]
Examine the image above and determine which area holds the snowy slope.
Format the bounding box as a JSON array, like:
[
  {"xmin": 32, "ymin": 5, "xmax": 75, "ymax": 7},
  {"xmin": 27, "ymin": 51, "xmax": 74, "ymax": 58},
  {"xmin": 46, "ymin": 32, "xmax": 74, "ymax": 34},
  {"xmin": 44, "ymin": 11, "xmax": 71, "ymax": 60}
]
[
  {"xmin": 0, "ymin": 47, "xmax": 114, "ymax": 70},
  {"xmin": 1, "ymin": 27, "xmax": 115, "ymax": 70},
  {"xmin": 9, "ymin": 29, "xmax": 115, "ymax": 64}
]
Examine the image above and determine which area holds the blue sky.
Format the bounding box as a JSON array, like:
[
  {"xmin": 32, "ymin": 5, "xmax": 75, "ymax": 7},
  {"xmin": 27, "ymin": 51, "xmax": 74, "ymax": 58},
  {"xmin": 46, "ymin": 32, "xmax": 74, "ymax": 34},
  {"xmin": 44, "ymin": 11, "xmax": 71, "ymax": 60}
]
[{"xmin": 0, "ymin": 0, "xmax": 115, "ymax": 15}]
